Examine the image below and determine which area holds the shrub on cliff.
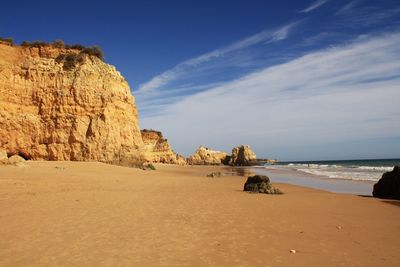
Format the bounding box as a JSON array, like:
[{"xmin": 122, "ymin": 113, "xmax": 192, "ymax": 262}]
[
  {"xmin": 21, "ymin": 41, "xmax": 49, "ymax": 48},
  {"xmin": 0, "ymin": 37, "xmax": 14, "ymax": 45},
  {"xmin": 67, "ymin": 44, "xmax": 85, "ymax": 50},
  {"xmin": 20, "ymin": 39, "xmax": 104, "ymax": 61},
  {"xmin": 81, "ymin": 46, "xmax": 104, "ymax": 61},
  {"xmin": 55, "ymin": 53, "xmax": 85, "ymax": 71},
  {"xmin": 63, "ymin": 54, "xmax": 78, "ymax": 71},
  {"xmin": 52, "ymin": 39, "xmax": 65, "ymax": 48}
]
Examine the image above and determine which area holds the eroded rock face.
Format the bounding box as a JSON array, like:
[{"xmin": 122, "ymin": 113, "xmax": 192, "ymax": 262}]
[
  {"xmin": 141, "ymin": 129, "xmax": 185, "ymax": 164},
  {"xmin": 373, "ymin": 166, "xmax": 400, "ymax": 200},
  {"xmin": 187, "ymin": 146, "xmax": 228, "ymax": 165},
  {"xmin": 0, "ymin": 43, "xmax": 143, "ymax": 161},
  {"xmin": 229, "ymin": 145, "xmax": 257, "ymax": 166}
]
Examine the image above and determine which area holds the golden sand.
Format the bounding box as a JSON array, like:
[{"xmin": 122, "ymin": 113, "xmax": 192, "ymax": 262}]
[{"xmin": 0, "ymin": 162, "xmax": 399, "ymax": 266}]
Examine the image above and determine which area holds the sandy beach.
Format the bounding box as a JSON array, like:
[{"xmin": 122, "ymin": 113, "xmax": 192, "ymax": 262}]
[{"xmin": 0, "ymin": 162, "xmax": 399, "ymax": 267}]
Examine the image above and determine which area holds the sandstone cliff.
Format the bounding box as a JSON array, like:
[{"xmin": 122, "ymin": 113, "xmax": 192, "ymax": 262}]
[
  {"xmin": 141, "ymin": 129, "xmax": 186, "ymax": 165},
  {"xmin": 187, "ymin": 146, "xmax": 228, "ymax": 165},
  {"xmin": 0, "ymin": 43, "xmax": 143, "ymax": 161}
]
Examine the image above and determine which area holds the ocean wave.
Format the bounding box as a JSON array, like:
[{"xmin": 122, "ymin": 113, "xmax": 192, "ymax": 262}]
[
  {"xmin": 299, "ymin": 169, "xmax": 381, "ymax": 182},
  {"xmin": 355, "ymin": 166, "xmax": 393, "ymax": 171},
  {"xmin": 264, "ymin": 163, "xmax": 395, "ymax": 182},
  {"xmin": 279, "ymin": 163, "xmax": 394, "ymax": 171},
  {"xmin": 286, "ymin": 163, "xmax": 340, "ymax": 169}
]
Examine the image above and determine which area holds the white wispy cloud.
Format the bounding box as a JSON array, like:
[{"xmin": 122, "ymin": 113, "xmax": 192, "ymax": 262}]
[
  {"xmin": 137, "ymin": 21, "xmax": 300, "ymax": 92},
  {"xmin": 140, "ymin": 32, "xmax": 400, "ymax": 159},
  {"xmin": 334, "ymin": 1, "xmax": 400, "ymax": 28},
  {"xmin": 265, "ymin": 23, "xmax": 297, "ymax": 44},
  {"xmin": 299, "ymin": 0, "xmax": 329, "ymax": 13},
  {"xmin": 336, "ymin": 0, "xmax": 363, "ymax": 15}
]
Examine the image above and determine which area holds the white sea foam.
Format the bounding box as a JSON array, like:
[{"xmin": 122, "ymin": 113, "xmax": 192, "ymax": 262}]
[
  {"xmin": 355, "ymin": 166, "xmax": 393, "ymax": 171},
  {"xmin": 299, "ymin": 169, "xmax": 381, "ymax": 181},
  {"xmin": 264, "ymin": 162, "xmax": 395, "ymax": 182}
]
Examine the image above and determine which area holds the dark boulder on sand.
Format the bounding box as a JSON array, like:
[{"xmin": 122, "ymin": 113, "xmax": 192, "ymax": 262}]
[
  {"xmin": 243, "ymin": 175, "xmax": 282, "ymax": 194},
  {"xmin": 373, "ymin": 166, "xmax": 400, "ymax": 200}
]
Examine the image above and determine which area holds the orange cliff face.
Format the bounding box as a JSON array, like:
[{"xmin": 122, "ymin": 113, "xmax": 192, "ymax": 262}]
[
  {"xmin": 141, "ymin": 129, "xmax": 186, "ymax": 165},
  {"xmin": 0, "ymin": 42, "xmax": 144, "ymax": 161}
]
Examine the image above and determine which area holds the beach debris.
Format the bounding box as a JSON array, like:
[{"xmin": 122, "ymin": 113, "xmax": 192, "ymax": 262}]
[
  {"xmin": 372, "ymin": 166, "xmax": 400, "ymax": 200},
  {"xmin": 243, "ymin": 175, "xmax": 283, "ymax": 194},
  {"xmin": 206, "ymin": 171, "xmax": 222, "ymax": 178},
  {"xmin": 290, "ymin": 249, "xmax": 297, "ymax": 254},
  {"xmin": 141, "ymin": 163, "xmax": 156, "ymax": 170},
  {"xmin": 336, "ymin": 226, "xmax": 343, "ymax": 230}
]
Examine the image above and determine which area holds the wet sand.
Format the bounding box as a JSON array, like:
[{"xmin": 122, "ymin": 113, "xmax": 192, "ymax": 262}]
[
  {"xmin": 251, "ymin": 166, "xmax": 375, "ymax": 195},
  {"xmin": 0, "ymin": 162, "xmax": 399, "ymax": 266}
]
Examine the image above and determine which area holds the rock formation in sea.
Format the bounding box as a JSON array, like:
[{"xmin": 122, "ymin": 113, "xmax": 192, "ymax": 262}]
[
  {"xmin": 187, "ymin": 144, "xmax": 259, "ymax": 166},
  {"xmin": 141, "ymin": 129, "xmax": 186, "ymax": 165},
  {"xmin": 187, "ymin": 146, "xmax": 228, "ymax": 165},
  {"xmin": 372, "ymin": 166, "xmax": 400, "ymax": 200},
  {"xmin": 229, "ymin": 145, "xmax": 257, "ymax": 166}
]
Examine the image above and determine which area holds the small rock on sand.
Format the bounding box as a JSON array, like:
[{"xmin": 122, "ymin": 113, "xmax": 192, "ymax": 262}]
[
  {"xmin": 8, "ymin": 155, "xmax": 26, "ymax": 166},
  {"xmin": 0, "ymin": 149, "xmax": 8, "ymax": 164}
]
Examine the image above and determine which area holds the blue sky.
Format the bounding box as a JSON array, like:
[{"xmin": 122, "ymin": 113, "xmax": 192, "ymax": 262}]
[{"xmin": 1, "ymin": 0, "xmax": 400, "ymax": 160}]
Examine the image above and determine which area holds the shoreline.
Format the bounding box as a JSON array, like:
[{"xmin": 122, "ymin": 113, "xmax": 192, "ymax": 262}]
[
  {"xmin": 250, "ymin": 166, "xmax": 375, "ymax": 196},
  {"xmin": 0, "ymin": 162, "xmax": 399, "ymax": 266}
]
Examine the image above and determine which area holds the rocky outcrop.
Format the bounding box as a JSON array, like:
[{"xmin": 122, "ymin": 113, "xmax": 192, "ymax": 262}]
[
  {"xmin": 7, "ymin": 155, "xmax": 26, "ymax": 166},
  {"xmin": 187, "ymin": 146, "xmax": 228, "ymax": 165},
  {"xmin": 0, "ymin": 148, "xmax": 26, "ymax": 166},
  {"xmin": 0, "ymin": 43, "xmax": 143, "ymax": 161},
  {"xmin": 206, "ymin": 171, "xmax": 222, "ymax": 178},
  {"xmin": 229, "ymin": 145, "xmax": 257, "ymax": 166},
  {"xmin": 141, "ymin": 129, "xmax": 185, "ymax": 165},
  {"xmin": 0, "ymin": 148, "xmax": 8, "ymax": 163},
  {"xmin": 187, "ymin": 144, "xmax": 258, "ymax": 166},
  {"xmin": 373, "ymin": 166, "xmax": 400, "ymax": 200},
  {"xmin": 175, "ymin": 154, "xmax": 187, "ymax": 165},
  {"xmin": 243, "ymin": 175, "xmax": 282, "ymax": 194}
]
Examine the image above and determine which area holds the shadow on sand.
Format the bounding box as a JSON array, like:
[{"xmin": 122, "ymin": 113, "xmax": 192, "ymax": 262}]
[
  {"xmin": 221, "ymin": 167, "xmax": 255, "ymax": 177},
  {"xmin": 358, "ymin": 195, "xmax": 400, "ymax": 207}
]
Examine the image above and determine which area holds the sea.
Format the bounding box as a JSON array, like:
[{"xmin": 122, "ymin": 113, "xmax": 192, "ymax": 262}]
[
  {"xmin": 262, "ymin": 158, "xmax": 399, "ymax": 182},
  {"xmin": 248, "ymin": 159, "xmax": 399, "ymax": 195}
]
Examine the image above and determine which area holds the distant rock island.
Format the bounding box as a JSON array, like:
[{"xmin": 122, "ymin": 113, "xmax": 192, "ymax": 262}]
[{"xmin": 187, "ymin": 145, "xmax": 258, "ymax": 166}]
